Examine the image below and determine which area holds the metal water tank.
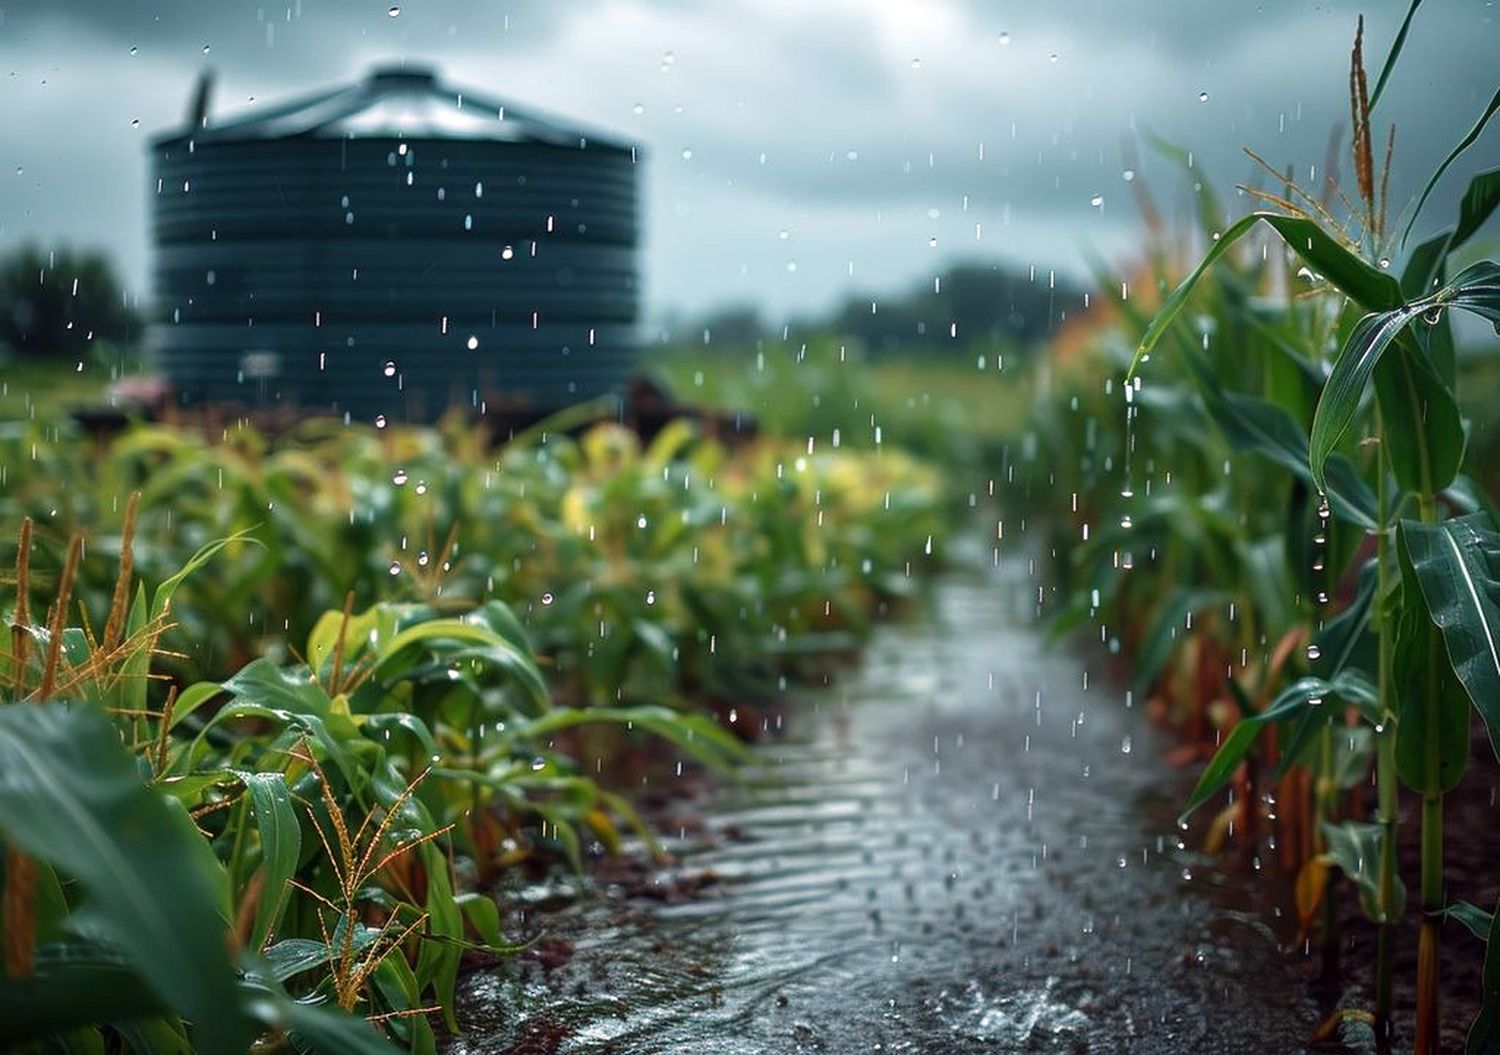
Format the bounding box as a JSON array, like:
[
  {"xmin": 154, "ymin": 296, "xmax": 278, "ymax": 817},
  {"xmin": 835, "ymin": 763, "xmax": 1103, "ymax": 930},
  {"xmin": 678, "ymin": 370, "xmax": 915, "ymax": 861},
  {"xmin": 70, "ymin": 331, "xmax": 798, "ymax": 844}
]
[{"xmin": 148, "ymin": 64, "xmax": 641, "ymax": 422}]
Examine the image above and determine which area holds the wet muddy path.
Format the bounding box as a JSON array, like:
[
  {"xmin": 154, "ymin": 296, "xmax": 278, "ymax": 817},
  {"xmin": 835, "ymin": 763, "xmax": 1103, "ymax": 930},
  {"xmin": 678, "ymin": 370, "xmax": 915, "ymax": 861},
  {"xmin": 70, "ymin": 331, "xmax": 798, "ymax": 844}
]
[{"xmin": 450, "ymin": 553, "xmax": 1323, "ymax": 1053}]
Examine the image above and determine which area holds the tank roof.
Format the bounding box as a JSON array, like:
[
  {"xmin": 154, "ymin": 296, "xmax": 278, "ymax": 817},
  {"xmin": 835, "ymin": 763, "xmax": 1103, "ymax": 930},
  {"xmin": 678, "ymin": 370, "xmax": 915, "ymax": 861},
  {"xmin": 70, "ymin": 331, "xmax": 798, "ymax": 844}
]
[{"xmin": 156, "ymin": 63, "xmax": 635, "ymax": 152}]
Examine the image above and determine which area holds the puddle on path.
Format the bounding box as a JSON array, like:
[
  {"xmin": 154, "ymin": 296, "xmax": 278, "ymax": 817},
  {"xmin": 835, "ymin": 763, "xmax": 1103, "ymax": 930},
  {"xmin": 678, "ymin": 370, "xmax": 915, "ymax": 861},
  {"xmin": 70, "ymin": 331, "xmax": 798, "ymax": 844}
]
[{"xmin": 449, "ymin": 555, "xmax": 1321, "ymax": 1053}]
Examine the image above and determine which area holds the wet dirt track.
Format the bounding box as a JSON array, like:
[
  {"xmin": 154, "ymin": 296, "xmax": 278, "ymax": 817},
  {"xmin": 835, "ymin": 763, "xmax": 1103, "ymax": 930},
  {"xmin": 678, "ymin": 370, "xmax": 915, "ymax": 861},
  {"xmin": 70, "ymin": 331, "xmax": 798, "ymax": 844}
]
[{"xmin": 449, "ymin": 554, "xmax": 1323, "ymax": 1054}]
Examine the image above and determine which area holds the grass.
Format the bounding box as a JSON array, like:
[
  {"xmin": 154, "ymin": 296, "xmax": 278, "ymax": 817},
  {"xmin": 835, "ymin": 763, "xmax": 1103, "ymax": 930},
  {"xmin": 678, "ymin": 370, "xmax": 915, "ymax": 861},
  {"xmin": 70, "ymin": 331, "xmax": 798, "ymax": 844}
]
[
  {"xmin": 0, "ymin": 356, "xmax": 118, "ymax": 422},
  {"xmin": 656, "ymin": 337, "xmax": 1036, "ymax": 484}
]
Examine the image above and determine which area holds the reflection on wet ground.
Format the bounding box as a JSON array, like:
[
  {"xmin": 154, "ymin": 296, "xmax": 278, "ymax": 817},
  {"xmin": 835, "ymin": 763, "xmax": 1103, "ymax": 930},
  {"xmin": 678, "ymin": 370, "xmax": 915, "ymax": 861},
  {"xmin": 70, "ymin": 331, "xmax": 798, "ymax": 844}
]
[{"xmin": 450, "ymin": 556, "xmax": 1320, "ymax": 1053}]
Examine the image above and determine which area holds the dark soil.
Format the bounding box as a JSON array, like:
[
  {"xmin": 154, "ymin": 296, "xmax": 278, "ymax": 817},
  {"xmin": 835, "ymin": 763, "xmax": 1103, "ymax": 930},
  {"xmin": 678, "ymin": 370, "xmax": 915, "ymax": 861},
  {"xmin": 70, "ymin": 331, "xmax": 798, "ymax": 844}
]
[{"xmin": 1327, "ymin": 736, "xmax": 1498, "ymax": 1052}]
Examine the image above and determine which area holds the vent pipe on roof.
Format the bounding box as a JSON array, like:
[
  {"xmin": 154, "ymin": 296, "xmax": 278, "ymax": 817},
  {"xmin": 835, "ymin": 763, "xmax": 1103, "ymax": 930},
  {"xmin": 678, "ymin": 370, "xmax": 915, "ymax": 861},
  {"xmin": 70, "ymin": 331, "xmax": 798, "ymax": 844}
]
[{"xmin": 188, "ymin": 68, "xmax": 215, "ymax": 130}]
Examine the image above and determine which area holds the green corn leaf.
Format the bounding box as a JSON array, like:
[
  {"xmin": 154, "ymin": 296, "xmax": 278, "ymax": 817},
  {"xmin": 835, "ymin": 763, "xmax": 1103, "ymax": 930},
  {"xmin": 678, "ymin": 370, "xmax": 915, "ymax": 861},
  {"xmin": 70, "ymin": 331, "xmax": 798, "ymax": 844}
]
[
  {"xmin": 1310, "ymin": 256, "xmax": 1495, "ymax": 495},
  {"xmin": 1402, "ymin": 87, "xmax": 1500, "ymax": 248},
  {"xmin": 0, "ymin": 704, "xmax": 253, "ymax": 1054},
  {"xmin": 254, "ymin": 925, "xmax": 380, "ymax": 985},
  {"xmin": 221, "ymin": 657, "xmax": 340, "ymax": 717},
  {"xmin": 1452, "ymin": 168, "xmax": 1500, "ymax": 252},
  {"xmin": 1470, "ymin": 897, "xmax": 1500, "ymax": 1055},
  {"xmin": 1398, "ymin": 514, "xmax": 1500, "ymax": 761},
  {"xmin": 114, "ymin": 1017, "xmax": 193, "ymax": 1055},
  {"xmin": 1272, "ymin": 708, "xmax": 1327, "ymax": 784},
  {"xmin": 244, "ymin": 989, "xmax": 400, "ymax": 1055},
  {"xmin": 1393, "ymin": 526, "xmax": 1472, "ymax": 793},
  {"xmin": 237, "ymin": 771, "xmax": 301, "ymax": 953},
  {"xmin": 1332, "ymin": 726, "xmax": 1376, "ymax": 790},
  {"xmin": 191, "ymin": 702, "xmax": 363, "ymax": 794},
  {"xmin": 1182, "ymin": 669, "xmax": 1377, "ymax": 821},
  {"xmin": 149, "ymin": 533, "xmax": 252, "ymax": 621},
  {"xmin": 1446, "ymin": 476, "xmax": 1500, "ymax": 528},
  {"xmin": 305, "ymin": 604, "xmax": 387, "ymax": 678},
  {"xmin": 370, "ymin": 954, "xmax": 437, "ymax": 1055},
  {"xmin": 1131, "ymin": 211, "xmax": 1403, "ymax": 377},
  {"xmin": 1183, "ymin": 352, "xmax": 1377, "ymax": 527},
  {"xmin": 467, "ymin": 600, "xmax": 542, "ymax": 668},
  {"xmin": 1308, "ymin": 307, "xmax": 1430, "ymax": 492},
  {"xmin": 1321, "ymin": 820, "xmax": 1405, "ymax": 923},
  {"xmin": 1449, "ymin": 259, "xmax": 1500, "ymax": 322},
  {"xmin": 0, "ymin": 942, "xmax": 168, "ymax": 1044},
  {"xmin": 372, "ymin": 618, "xmax": 549, "ymax": 710},
  {"xmin": 359, "ymin": 712, "xmax": 442, "ymax": 761},
  {"xmin": 116, "ymin": 583, "xmax": 151, "ymax": 721},
  {"xmin": 414, "ymin": 839, "xmax": 463, "ymax": 1034},
  {"xmin": 1418, "ymin": 299, "xmax": 1458, "ymax": 384},
  {"xmin": 1261, "ymin": 673, "xmax": 1377, "ymax": 722},
  {"xmin": 259, "ymin": 939, "xmax": 339, "ymax": 984},
  {"xmin": 1402, "ymin": 231, "xmax": 1452, "ymax": 299},
  {"xmin": 1448, "ymin": 900, "xmax": 1495, "ymax": 942},
  {"xmin": 453, "ymin": 893, "xmax": 506, "ymax": 949},
  {"xmin": 1368, "ymin": 0, "xmax": 1424, "ymax": 112},
  {"xmin": 512, "ymin": 704, "xmax": 748, "ymax": 771},
  {"xmin": 167, "ymin": 681, "xmax": 224, "ymax": 731},
  {"xmin": 1181, "ymin": 721, "xmax": 1261, "ymax": 822},
  {"xmin": 1369, "ymin": 338, "xmax": 1466, "ymax": 497},
  {"xmin": 27, "ymin": 856, "xmax": 72, "ymax": 948}
]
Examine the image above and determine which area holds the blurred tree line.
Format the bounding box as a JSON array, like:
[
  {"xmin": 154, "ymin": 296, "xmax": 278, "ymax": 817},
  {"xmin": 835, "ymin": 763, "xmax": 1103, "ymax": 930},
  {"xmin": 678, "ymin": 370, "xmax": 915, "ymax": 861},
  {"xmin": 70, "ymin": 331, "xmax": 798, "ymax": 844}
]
[
  {"xmin": 689, "ymin": 260, "xmax": 1084, "ymax": 356},
  {"xmin": 0, "ymin": 244, "xmax": 140, "ymax": 362}
]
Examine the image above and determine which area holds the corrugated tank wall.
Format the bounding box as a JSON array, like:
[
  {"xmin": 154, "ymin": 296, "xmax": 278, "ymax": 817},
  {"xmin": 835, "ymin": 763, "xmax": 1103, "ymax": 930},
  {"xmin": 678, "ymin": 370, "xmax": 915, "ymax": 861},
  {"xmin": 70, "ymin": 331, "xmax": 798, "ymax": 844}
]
[{"xmin": 148, "ymin": 67, "xmax": 641, "ymax": 422}]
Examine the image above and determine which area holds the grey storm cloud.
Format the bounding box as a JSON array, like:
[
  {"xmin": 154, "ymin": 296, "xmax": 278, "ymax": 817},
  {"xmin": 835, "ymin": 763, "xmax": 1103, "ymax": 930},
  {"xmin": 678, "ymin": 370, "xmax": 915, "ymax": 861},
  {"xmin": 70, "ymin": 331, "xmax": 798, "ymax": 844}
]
[{"xmin": 1, "ymin": 0, "xmax": 1496, "ymax": 320}]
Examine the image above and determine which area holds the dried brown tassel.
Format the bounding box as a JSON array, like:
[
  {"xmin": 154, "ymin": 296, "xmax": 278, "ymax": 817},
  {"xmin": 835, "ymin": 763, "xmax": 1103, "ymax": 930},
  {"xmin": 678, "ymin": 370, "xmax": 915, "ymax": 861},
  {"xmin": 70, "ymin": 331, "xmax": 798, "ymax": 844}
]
[
  {"xmin": 36, "ymin": 534, "xmax": 83, "ymax": 702},
  {"xmin": 10, "ymin": 518, "xmax": 33, "ymax": 691},
  {"xmin": 154, "ymin": 683, "xmax": 180, "ymax": 776},
  {"xmin": 1349, "ymin": 17, "xmax": 1375, "ymax": 224},
  {"xmin": 1377, "ymin": 124, "xmax": 1396, "ymax": 243},
  {"xmin": 101, "ymin": 492, "xmax": 140, "ymax": 654},
  {"xmin": 3, "ymin": 846, "xmax": 37, "ymax": 978}
]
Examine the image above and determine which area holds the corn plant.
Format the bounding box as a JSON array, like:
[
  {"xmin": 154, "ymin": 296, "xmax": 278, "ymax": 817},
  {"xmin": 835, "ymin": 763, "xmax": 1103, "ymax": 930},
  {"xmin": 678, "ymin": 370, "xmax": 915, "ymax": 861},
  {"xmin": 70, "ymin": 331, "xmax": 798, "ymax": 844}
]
[
  {"xmin": 0, "ymin": 410, "xmax": 948, "ymax": 707},
  {"xmin": 0, "ymin": 496, "xmax": 752, "ymax": 1052},
  {"xmin": 1127, "ymin": 9, "xmax": 1500, "ymax": 1050},
  {"xmin": 0, "ymin": 515, "xmax": 401, "ymax": 1052}
]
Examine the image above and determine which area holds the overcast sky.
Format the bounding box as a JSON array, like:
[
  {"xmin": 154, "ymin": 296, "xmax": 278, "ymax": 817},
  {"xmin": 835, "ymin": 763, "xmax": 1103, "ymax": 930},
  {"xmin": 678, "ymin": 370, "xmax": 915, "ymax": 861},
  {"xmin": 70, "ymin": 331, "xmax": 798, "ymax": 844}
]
[{"xmin": 1, "ymin": 1, "xmax": 1496, "ymax": 321}]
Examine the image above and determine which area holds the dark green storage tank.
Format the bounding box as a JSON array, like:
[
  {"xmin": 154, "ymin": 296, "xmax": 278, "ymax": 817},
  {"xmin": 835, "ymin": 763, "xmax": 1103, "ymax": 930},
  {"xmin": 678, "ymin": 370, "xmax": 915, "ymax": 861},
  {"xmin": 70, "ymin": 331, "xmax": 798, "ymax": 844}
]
[{"xmin": 148, "ymin": 64, "xmax": 641, "ymax": 422}]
